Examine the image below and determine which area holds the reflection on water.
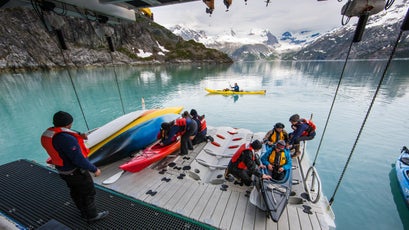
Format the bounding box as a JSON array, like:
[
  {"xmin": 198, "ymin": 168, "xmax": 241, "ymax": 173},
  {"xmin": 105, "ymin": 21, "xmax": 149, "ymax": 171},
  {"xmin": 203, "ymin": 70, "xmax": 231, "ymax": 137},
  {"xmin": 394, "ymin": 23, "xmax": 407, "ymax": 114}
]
[{"xmin": 389, "ymin": 166, "xmax": 409, "ymax": 230}]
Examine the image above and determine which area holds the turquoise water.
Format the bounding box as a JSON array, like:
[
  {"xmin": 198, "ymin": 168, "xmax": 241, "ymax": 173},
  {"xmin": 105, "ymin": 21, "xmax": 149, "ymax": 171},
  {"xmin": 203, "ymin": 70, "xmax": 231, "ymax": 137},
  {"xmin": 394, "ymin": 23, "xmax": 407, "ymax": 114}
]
[{"xmin": 1, "ymin": 61, "xmax": 409, "ymax": 229}]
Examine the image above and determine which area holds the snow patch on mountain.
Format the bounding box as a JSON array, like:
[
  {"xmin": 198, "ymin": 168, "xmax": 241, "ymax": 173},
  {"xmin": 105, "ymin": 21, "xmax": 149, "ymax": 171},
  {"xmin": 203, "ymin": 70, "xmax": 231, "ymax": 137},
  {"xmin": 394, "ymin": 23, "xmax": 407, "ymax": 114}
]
[{"xmin": 169, "ymin": 25, "xmax": 321, "ymax": 54}]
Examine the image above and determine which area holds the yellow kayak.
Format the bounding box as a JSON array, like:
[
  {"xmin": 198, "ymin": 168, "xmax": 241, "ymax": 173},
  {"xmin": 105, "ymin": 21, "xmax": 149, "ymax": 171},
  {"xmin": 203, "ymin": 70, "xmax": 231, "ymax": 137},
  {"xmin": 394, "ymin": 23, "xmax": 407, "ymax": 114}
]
[{"xmin": 205, "ymin": 88, "xmax": 266, "ymax": 95}]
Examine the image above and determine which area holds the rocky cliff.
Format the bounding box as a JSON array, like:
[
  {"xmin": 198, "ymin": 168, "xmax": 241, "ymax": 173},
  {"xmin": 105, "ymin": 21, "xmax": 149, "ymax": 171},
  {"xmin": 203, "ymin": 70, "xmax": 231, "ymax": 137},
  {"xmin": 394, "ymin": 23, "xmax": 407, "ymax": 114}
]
[{"xmin": 0, "ymin": 7, "xmax": 232, "ymax": 73}]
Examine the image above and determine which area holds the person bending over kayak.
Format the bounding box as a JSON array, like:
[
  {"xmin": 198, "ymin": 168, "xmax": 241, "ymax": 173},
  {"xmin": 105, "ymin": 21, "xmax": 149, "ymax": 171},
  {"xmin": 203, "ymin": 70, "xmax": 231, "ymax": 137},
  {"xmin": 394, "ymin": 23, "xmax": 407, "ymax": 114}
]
[
  {"xmin": 261, "ymin": 140, "xmax": 292, "ymax": 180},
  {"xmin": 180, "ymin": 111, "xmax": 197, "ymax": 155},
  {"xmin": 225, "ymin": 140, "xmax": 271, "ymax": 186},
  {"xmin": 190, "ymin": 109, "xmax": 208, "ymax": 145}
]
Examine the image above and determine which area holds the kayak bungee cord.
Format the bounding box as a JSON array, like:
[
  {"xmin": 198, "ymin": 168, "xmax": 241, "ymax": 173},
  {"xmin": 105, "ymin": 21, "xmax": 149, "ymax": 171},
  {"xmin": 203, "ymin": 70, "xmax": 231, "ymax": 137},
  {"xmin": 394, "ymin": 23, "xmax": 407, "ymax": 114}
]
[{"xmin": 328, "ymin": 8, "xmax": 409, "ymax": 206}]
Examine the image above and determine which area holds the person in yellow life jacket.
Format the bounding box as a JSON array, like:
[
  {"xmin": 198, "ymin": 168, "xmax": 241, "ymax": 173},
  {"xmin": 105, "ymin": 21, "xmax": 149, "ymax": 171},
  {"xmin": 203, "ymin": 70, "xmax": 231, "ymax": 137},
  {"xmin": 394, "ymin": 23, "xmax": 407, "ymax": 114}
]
[
  {"xmin": 40, "ymin": 111, "xmax": 108, "ymax": 223},
  {"xmin": 262, "ymin": 122, "xmax": 289, "ymax": 147},
  {"xmin": 261, "ymin": 140, "xmax": 292, "ymax": 180},
  {"xmin": 225, "ymin": 140, "xmax": 271, "ymax": 186}
]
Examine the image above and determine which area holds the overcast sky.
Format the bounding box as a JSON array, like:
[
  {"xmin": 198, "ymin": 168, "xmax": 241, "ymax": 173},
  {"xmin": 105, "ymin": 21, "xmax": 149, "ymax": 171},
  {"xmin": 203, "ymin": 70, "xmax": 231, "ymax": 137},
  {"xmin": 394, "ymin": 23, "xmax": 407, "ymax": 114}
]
[{"xmin": 152, "ymin": 0, "xmax": 353, "ymax": 36}]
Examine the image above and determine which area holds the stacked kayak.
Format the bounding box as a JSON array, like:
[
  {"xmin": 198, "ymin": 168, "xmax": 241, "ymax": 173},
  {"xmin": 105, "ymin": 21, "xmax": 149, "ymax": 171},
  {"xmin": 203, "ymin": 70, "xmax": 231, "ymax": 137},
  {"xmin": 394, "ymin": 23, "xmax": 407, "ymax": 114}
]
[
  {"xmin": 205, "ymin": 88, "xmax": 266, "ymax": 95},
  {"xmin": 45, "ymin": 109, "xmax": 152, "ymax": 165},
  {"xmin": 396, "ymin": 146, "xmax": 409, "ymax": 208},
  {"xmin": 120, "ymin": 139, "xmax": 181, "ymax": 173},
  {"xmin": 87, "ymin": 107, "xmax": 183, "ymax": 166}
]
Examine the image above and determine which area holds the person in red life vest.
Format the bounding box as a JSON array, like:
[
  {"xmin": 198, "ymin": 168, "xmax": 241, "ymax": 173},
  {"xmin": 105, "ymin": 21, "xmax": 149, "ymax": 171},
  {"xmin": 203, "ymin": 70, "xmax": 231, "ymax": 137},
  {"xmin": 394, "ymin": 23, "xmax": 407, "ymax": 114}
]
[
  {"xmin": 260, "ymin": 140, "xmax": 292, "ymax": 180},
  {"xmin": 190, "ymin": 109, "xmax": 208, "ymax": 145},
  {"xmin": 262, "ymin": 122, "xmax": 289, "ymax": 147},
  {"xmin": 41, "ymin": 111, "xmax": 108, "ymax": 223},
  {"xmin": 225, "ymin": 140, "xmax": 271, "ymax": 186},
  {"xmin": 180, "ymin": 111, "xmax": 198, "ymax": 155},
  {"xmin": 288, "ymin": 114, "xmax": 316, "ymax": 157},
  {"xmin": 158, "ymin": 120, "xmax": 184, "ymax": 146}
]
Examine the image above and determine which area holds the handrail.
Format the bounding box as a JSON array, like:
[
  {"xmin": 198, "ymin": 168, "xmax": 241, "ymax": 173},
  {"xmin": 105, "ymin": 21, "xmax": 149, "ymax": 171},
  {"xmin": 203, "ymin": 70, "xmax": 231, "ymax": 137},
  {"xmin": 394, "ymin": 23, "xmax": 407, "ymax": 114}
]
[{"xmin": 304, "ymin": 166, "xmax": 321, "ymax": 204}]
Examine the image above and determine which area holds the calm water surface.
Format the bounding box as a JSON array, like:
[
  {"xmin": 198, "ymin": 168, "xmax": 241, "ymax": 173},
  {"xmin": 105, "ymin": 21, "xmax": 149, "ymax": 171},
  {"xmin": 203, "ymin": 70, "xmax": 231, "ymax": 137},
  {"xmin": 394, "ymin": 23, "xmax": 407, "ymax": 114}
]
[{"xmin": 1, "ymin": 61, "xmax": 409, "ymax": 230}]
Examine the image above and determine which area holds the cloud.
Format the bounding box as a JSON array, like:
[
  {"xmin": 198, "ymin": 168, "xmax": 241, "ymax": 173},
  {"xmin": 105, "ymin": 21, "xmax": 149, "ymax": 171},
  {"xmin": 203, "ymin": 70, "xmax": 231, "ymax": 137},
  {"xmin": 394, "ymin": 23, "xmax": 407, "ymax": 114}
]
[{"xmin": 153, "ymin": 0, "xmax": 350, "ymax": 36}]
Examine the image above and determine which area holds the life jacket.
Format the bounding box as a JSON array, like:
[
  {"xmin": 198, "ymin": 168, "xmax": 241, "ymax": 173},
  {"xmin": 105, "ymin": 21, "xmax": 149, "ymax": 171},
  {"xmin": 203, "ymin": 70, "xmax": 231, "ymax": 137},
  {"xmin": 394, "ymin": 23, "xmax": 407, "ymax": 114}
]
[
  {"xmin": 197, "ymin": 115, "xmax": 207, "ymax": 132},
  {"xmin": 175, "ymin": 118, "xmax": 186, "ymax": 136},
  {"xmin": 299, "ymin": 119, "xmax": 316, "ymax": 136},
  {"xmin": 268, "ymin": 149, "xmax": 287, "ymax": 167},
  {"xmin": 200, "ymin": 120, "xmax": 207, "ymax": 132},
  {"xmin": 41, "ymin": 127, "xmax": 89, "ymax": 166},
  {"xmin": 231, "ymin": 143, "xmax": 255, "ymax": 170},
  {"xmin": 268, "ymin": 130, "xmax": 285, "ymax": 143}
]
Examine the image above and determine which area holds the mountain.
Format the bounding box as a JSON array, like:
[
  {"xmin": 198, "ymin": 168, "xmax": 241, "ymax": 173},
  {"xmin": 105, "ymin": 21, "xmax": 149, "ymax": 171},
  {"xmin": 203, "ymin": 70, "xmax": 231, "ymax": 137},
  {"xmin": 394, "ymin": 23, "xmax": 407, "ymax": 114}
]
[
  {"xmin": 283, "ymin": 1, "xmax": 409, "ymax": 60},
  {"xmin": 0, "ymin": 8, "xmax": 232, "ymax": 73},
  {"xmin": 169, "ymin": 0, "xmax": 409, "ymax": 60},
  {"xmin": 169, "ymin": 25, "xmax": 321, "ymax": 61}
]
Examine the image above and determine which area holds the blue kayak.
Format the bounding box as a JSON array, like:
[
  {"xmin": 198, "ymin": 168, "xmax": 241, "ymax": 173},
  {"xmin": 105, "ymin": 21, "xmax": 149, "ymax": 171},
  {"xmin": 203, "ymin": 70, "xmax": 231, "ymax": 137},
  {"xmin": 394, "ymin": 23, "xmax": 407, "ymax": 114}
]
[
  {"xmin": 395, "ymin": 146, "xmax": 409, "ymax": 208},
  {"xmin": 88, "ymin": 113, "xmax": 179, "ymax": 166}
]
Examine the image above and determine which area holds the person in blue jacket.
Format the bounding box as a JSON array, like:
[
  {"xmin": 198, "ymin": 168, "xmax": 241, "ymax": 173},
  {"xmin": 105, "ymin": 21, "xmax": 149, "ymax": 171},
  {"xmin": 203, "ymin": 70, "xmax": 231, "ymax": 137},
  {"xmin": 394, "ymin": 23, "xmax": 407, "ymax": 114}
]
[
  {"xmin": 261, "ymin": 140, "xmax": 292, "ymax": 180},
  {"xmin": 231, "ymin": 82, "xmax": 240, "ymax": 92},
  {"xmin": 180, "ymin": 111, "xmax": 197, "ymax": 155},
  {"xmin": 288, "ymin": 114, "xmax": 316, "ymax": 157},
  {"xmin": 41, "ymin": 111, "xmax": 108, "ymax": 223}
]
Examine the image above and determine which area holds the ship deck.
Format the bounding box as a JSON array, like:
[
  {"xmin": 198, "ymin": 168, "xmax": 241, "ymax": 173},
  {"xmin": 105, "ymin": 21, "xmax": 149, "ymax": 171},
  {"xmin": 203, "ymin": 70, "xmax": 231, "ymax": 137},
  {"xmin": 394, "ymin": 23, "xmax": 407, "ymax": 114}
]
[{"xmin": 0, "ymin": 127, "xmax": 336, "ymax": 229}]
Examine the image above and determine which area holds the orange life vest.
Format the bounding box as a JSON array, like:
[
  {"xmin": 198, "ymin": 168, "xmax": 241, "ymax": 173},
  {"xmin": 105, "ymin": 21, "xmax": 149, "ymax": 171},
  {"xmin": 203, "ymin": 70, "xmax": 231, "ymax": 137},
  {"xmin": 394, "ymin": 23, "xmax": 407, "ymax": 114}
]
[
  {"xmin": 231, "ymin": 143, "xmax": 255, "ymax": 170},
  {"xmin": 175, "ymin": 118, "xmax": 186, "ymax": 136},
  {"xmin": 300, "ymin": 119, "xmax": 316, "ymax": 136},
  {"xmin": 199, "ymin": 116, "xmax": 207, "ymax": 132},
  {"xmin": 41, "ymin": 127, "xmax": 89, "ymax": 166}
]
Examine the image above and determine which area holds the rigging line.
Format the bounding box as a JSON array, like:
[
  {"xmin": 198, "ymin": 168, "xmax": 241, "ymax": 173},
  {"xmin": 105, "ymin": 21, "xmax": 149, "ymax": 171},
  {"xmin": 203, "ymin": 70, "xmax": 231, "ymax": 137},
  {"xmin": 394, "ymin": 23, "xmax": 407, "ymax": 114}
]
[
  {"xmin": 328, "ymin": 27, "xmax": 405, "ymax": 207},
  {"xmin": 81, "ymin": 15, "xmax": 125, "ymax": 115},
  {"xmin": 58, "ymin": 49, "xmax": 90, "ymax": 130},
  {"xmin": 312, "ymin": 38, "xmax": 354, "ymax": 167},
  {"xmin": 31, "ymin": 2, "xmax": 90, "ymax": 130},
  {"xmin": 109, "ymin": 52, "xmax": 126, "ymax": 115}
]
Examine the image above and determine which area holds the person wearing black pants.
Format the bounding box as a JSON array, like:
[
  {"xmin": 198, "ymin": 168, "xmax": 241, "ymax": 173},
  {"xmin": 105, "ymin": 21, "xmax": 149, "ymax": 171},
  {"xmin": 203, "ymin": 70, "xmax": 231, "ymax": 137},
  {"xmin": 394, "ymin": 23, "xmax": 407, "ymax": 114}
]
[
  {"xmin": 41, "ymin": 111, "xmax": 109, "ymax": 223},
  {"xmin": 180, "ymin": 111, "xmax": 198, "ymax": 155}
]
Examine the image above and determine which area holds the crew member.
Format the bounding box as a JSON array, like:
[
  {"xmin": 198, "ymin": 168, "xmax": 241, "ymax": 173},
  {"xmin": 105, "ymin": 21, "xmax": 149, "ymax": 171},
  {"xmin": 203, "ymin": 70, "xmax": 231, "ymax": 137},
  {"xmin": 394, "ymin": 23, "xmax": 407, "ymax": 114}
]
[
  {"xmin": 288, "ymin": 114, "xmax": 316, "ymax": 157},
  {"xmin": 41, "ymin": 111, "xmax": 109, "ymax": 223},
  {"xmin": 225, "ymin": 140, "xmax": 271, "ymax": 186}
]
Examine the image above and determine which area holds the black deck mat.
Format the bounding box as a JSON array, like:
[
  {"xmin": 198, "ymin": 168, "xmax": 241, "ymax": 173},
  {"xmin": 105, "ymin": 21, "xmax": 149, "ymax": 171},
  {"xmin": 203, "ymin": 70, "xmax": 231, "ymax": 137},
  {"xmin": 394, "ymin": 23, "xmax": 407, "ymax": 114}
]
[{"xmin": 0, "ymin": 159, "xmax": 215, "ymax": 230}]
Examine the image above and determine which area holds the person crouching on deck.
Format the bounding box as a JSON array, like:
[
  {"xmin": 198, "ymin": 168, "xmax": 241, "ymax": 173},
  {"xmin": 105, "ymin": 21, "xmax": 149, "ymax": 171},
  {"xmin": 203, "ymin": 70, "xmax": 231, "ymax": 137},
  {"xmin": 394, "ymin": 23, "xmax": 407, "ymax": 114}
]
[
  {"xmin": 261, "ymin": 140, "xmax": 292, "ymax": 180},
  {"xmin": 288, "ymin": 114, "xmax": 316, "ymax": 157},
  {"xmin": 225, "ymin": 140, "xmax": 271, "ymax": 186}
]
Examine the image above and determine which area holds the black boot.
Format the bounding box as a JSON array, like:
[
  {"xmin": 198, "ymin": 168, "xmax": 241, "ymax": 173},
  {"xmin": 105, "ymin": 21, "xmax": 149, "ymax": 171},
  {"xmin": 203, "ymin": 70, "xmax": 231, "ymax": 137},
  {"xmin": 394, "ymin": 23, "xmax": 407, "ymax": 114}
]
[{"xmin": 87, "ymin": 211, "xmax": 109, "ymax": 223}]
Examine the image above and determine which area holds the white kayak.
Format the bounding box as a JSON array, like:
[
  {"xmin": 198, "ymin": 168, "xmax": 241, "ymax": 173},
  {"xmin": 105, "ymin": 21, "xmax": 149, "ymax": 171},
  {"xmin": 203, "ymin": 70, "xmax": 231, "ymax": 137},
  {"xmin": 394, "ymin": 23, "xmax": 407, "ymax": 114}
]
[{"xmin": 85, "ymin": 110, "xmax": 149, "ymax": 148}]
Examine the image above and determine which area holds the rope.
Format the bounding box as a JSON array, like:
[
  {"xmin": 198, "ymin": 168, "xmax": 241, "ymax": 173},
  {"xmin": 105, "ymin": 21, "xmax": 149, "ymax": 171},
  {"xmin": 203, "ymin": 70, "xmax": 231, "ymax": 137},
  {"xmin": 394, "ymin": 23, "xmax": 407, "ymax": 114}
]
[
  {"xmin": 59, "ymin": 49, "xmax": 90, "ymax": 130},
  {"xmin": 328, "ymin": 28, "xmax": 405, "ymax": 206},
  {"xmin": 31, "ymin": 2, "xmax": 90, "ymax": 130},
  {"xmin": 109, "ymin": 52, "xmax": 126, "ymax": 115},
  {"xmin": 312, "ymin": 39, "xmax": 354, "ymax": 166}
]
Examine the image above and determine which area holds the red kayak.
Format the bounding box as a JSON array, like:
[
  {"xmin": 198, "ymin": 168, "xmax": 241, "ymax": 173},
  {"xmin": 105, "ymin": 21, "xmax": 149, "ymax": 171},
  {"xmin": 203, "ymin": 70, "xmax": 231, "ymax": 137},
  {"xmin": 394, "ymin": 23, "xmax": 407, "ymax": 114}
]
[{"xmin": 119, "ymin": 140, "xmax": 181, "ymax": 173}]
